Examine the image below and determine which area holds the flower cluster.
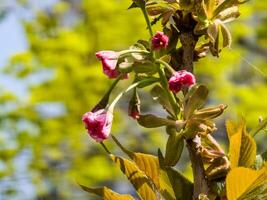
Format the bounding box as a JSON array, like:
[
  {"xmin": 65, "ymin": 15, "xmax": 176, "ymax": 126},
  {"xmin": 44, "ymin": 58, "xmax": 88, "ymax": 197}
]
[
  {"xmin": 83, "ymin": 32, "xmax": 196, "ymax": 142},
  {"xmin": 79, "ymin": 2, "xmax": 260, "ymax": 200}
]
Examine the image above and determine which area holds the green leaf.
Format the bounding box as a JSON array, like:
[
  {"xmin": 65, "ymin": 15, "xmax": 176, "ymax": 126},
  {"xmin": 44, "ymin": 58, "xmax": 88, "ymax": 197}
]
[
  {"xmin": 184, "ymin": 85, "xmax": 209, "ymax": 119},
  {"xmin": 158, "ymin": 149, "xmax": 194, "ymax": 200},
  {"xmin": 137, "ymin": 114, "xmax": 176, "ymax": 128},
  {"xmin": 226, "ymin": 120, "xmax": 257, "ymax": 168},
  {"xmin": 133, "ymin": 62, "xmax": 157, "ymax": 74},
  {"xmin": 137, "ymin": 77, "xmax": 159, "ymax": 88},
  {"xmin": 110, "ymin": 154, "xmax": 158, "ymax": 200},
  {"xmin": 179, "ymin": 0, "xmax": 194, "ymax": 10},
  {"xmin": 194, "ymin": 0, "xmax": 208, "ymax": 21},
  {"xmin": 111, "ymin": 136, "xmax": 175, "ymax": 200},
  {"xmin": 205, "ymin": 0, "xmax": 216, "ymax": 18},
  {"xmin": 215, "ymin": 6, "xmax": 240, "ymax": 23},
  {"xmin": 151, "ymin": 84, "xmax": 174, "ymax": 115},
  {"xmin": 193, "ymin": 104, "xmax": 227, "ymax": 120},
  {"xmin": 79, "ymin": 185, "xmax": 135, "ymax": 200},
  {"xmin": 262, "ymin": 151, "xmax": 267, "ymax": 161},
  {"xmin": 146, "ymin": 0, "xmax": 179, "ymax": 16},
  {"xmin": 164, "ymin": 127, "xmax": 184, "ymax": 166},
  {"xmin": 207, "ymin": 22, "xmax": 219, "ymax": 44},
  {"xmin": 132, "ymin": 0, "xmax": 146, "ymax": 9},
  {"xmin": 128, "ymin": 2, "xmax": 139, "ymax": 9},
  {"xmin": 159, "ymin": 170, "xmax": 176, "ymax": 200},
  {"xmin": 220, "ymin": 22, "xmax": 232, "ymax": 48},
  {"xmin": 250, "ymin": 117, "xmax": 267, "ymax": 137},
  {"xmin": 226, "ymin": 167, "xmax": 267, "ymax": 200},
  {"xmin": 92, "ymin": 77, "xmax": 121, "ymax": 111}
]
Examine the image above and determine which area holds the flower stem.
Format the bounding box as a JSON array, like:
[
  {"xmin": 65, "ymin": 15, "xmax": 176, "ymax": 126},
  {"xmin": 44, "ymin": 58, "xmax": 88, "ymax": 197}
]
[
  {"xmin": 156, "ymin": 59, "xmax": 176, "ymax": 74},
  {"xmin": 119, "ymin": 49, "xmax": 150, "ymax": 57},
  {"xmin": 156, "ymin": 65, "xmax": 180, "ymax": 118},
  {"xmin": 93, "ymin": 75, "xmax": 122, "ymax": 112},
  {"xmin": 100, "ymin": 142, "xmax": 111, "ymax": 154},
  {"xmin": 140, "ymin": 7, "xmax": 153, "ymax": 37},
  {"xmin": 108, "ymin": 78, "xmax": 156, "ymax": 112}
]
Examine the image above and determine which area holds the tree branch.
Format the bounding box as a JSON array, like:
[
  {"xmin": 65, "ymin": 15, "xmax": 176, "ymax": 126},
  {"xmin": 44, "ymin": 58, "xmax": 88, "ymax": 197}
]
[{"xmin": 180, "ymin": 30, "xmax": 210, "ymax": 199}]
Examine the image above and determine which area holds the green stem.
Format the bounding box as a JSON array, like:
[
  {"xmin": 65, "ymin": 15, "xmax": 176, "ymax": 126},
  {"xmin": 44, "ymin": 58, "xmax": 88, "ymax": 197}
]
[
  {"xmin": 93, "ymin": 75, "xmax": 122, "ymax": 111},
  {"xmin": 250, "ymin": 117, "xmax": 267, "ymax": 137},
  {"xmin": 119, "ymin": 49, "xmax": 150, "ymax": 57},
  {"xmin": 100, "ymin": 142, "xmax": 111, "ymax": 154},
  {"xmin": 157, "ymin": 65, "xmax": 180, "ymax": 118},
  {"xmin": 106, "ymin": 75, "xmax": 122, "ymax": 95},
  {"xmin": 108, "ymin": 78, "xmax": 155, "ymax": 112},
  {"xmin": 156, "ymin": 59, "xmax": 176, "ymax": 74},
  {"xmin": 141, "ymin": 7, "xmax": 153, "ymax": 37}
]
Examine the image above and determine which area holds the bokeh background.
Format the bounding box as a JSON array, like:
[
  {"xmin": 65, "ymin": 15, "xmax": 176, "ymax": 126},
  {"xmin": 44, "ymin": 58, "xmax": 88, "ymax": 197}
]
[{"xmin": 0, "ymin": 0, "xmax": 266, "ymax": 199}]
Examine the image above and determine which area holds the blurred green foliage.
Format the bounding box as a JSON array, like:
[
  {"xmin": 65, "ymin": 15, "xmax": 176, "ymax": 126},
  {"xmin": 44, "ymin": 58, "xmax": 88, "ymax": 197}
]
[{"xmin": 0, "ymin": 0, "xmax": 266, "ymax": 199}]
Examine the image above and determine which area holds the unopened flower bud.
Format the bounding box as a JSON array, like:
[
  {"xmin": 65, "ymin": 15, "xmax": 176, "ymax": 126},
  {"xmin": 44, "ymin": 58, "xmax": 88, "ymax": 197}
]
[
  {"xmin": 168, "ymin": 70, "xmax": 196, "ymax": 93},
  {"xmin": 96, "ymin": 51, "xmax": 122, "ymax": 79},
  {"xmin": 82, "ymin": 109, "xmax": 113, "ymax": 142},
  {"xmin": 128, "ymin": 89, "xmax": 141, "ymax": 120}
]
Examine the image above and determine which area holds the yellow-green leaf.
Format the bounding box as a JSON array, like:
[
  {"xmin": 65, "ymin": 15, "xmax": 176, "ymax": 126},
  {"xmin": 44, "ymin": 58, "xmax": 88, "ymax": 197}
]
[
  {"xmin": 226, "ymin": 167, "xmax": 267, "ymax": 200},
  {"xmin": 79, "ymin": 185, "xmax": 135, "ymax": 200},
  {"xmin": 158, "ymin": 149, "xmax": 193, "ymax": 200},
  {"xmin": 137, "ymin": 114, "xmax": 176, "ymax": 128},
  {"xmin": 110, "ymin": 154, "xmax": 158, "ymax": 200},
  {"xmin": 111, "ymin": 135, "xmax": 175, "ymax": 199},
  {"xmin": 164, "ymin": 128, "xmax": 184, "ymax": 167},
  {"xmin": 184, "ymin": 85, "xmax": 209, "ymax": 119},
  {"xmin": 159, "ymin": 170, "xmax": 176, "ymax": 200},
  {"xmin": 151, "ymin": 84, "xmax": 174, "ymax": 116},
  {"xmin": 227, "ymin": 120, "xmax": 257, "ymax": 168},
  {"xmin": 220, "ymin": 22, "xmax": 232, "ymax": 48}
]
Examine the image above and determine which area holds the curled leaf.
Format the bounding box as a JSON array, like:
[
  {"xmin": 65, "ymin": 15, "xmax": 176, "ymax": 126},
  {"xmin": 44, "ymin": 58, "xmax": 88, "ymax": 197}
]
[{"xmin": 138, "ymin": 114, "xmax": 176, "ymax": 128}]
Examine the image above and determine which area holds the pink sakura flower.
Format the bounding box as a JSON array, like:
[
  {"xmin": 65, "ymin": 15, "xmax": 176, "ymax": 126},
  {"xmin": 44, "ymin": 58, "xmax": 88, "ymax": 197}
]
[
  {"xmin": 96, "ymin": 51, "xmax": 120, "ymax": 79},
  {"xmin": 82, "ymin": 109, "xmax": 113, "ymax": 142},
  {"xmin": 168, "ymin": 70, "xmax": 196, "ymax": 93},
  {"xmin": 152, "ymin": 31, "xmax": 169, "ymax": 50}
]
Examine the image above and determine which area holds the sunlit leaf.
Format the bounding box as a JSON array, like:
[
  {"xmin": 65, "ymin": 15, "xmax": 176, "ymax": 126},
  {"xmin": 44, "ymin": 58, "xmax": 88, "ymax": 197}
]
[
  {"xmin": 79, "ymin": 185, "xmax": 135, "ymax": 200},
  {"xmin": 158, "ymin": 149, "xmax": 193, "ymax": 200},
  {"xmin": 220, "ymin": 22, "xmax": 232, "ymax": 48},
  {"xmin": 250, "ymin": 117, "xmax": 267, "ymax": 137},
  {"xmin": 110, "ymin": 154, "xmax": 158, "ymax": 200},
  {"xmin": 146, "ymin": 0, "xmax": 179, "ymax": 16},
  {"xmin": 111, "ymin": 136, "xmax": 175, "ymax": 199},
  {"xmin": 226, "ymin": 120, "xmax": 257, "ymax": 168},
  {"xmin": 226, "ymin": 167, "xmax": 267, "ymax": 200}
]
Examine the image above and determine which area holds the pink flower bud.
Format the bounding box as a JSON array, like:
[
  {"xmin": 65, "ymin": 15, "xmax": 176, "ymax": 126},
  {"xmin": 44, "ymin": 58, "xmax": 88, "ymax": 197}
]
[
  {"xmin": 168, "ymin": 70, "xmax": 196, "ymax": 93},
  {"xmin": 128, "ymin": 89, "xmax": 140, "ymax": 120},
  {"xmin": 151, "ymin": 31, "xmax": 169, "ymax": 50},
  {"xmin": 129, "ymin": 110, "xmax": 140, "ymax": 119},
  {"xmin": 96, "ymin": 51, "xmax": 120, "ymax": 79},
  {"xmin": 82, "ymin": 109, "xmax": 113, "ymax": 142}
]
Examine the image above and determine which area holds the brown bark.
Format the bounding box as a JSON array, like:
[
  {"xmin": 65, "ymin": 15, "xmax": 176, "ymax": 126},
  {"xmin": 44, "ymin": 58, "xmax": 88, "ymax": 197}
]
[
  {"xmin": 180, "ymin": 31, "xmax": 210, "ymax": 199},
  {"xmin": 186, "ymin": 137, "xmax": 210, "ymax": 199}
]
